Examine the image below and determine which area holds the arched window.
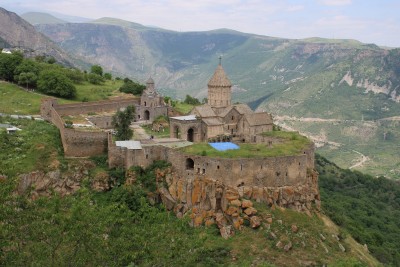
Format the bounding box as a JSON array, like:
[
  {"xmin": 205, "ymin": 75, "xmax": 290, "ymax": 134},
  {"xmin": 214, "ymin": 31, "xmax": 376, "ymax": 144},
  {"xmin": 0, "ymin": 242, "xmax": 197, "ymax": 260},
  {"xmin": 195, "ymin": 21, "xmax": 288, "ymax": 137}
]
[{"xmin": 186, "ymin": 158, "xmax": 194, "ymax": 170}]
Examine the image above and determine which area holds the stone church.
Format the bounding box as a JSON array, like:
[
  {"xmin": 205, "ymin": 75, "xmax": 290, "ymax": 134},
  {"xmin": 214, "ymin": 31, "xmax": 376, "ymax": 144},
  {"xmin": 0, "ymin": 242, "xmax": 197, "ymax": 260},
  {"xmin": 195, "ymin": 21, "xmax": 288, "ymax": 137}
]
[
  {"xmin": 170, "ymin": 63, "xmax": 273, "ymax": 142},
  {"xmin": 135, "ymin": 77, "xmax": 168, "ymax": 122}
]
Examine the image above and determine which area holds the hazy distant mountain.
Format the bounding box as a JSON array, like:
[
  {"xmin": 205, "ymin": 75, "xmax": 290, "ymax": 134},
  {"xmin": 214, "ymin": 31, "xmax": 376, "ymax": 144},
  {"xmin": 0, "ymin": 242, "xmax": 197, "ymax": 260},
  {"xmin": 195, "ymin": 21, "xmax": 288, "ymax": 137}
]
[
  {"xmin": 0, "ymin": 7, "xmax": 78, "ymax": 66},
  {"xmin": 36, "ymin": 18, "xmax": 400, "ymax": 118},
  {"xmin": 21, "ymin": 12, "xmax": 66, "ymax": 25}
]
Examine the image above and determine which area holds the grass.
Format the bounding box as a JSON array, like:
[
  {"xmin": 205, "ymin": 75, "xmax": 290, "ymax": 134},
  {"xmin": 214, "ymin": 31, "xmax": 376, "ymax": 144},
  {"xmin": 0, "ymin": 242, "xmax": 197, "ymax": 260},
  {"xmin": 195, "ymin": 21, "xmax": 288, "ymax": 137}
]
[
  {"xmin": 215, "ymin": 203, "xmax": 377, "ymax": 266},
  {"xmin": 142, "ymin": 124, "xmax": 170, "ymax": 138},
  {"xmin": 71, "ymin": 80, "xmax": 124, "ymax": 102},
  {"xmin": 0, "ymin": 81, "xmax": 44, "ymax": 114},
  {"xmin": 181, "ymin": 131, "xmax": 311, "ymax": 158},
  {"xmin": 0, "ymin": 80, "xmax": 125, "ymax": 115},
  {"xmin": 173, "ymin": 102, "xmax": 194, "ymax": 114},
  {"xmin": 0, "ymin": 117, "xmax": 65, "ymax": 177}
]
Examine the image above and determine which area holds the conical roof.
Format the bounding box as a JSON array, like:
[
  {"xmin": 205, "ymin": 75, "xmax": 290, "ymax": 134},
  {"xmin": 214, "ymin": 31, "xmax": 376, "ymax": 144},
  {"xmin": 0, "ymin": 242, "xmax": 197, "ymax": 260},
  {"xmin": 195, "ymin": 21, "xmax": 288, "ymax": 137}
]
[
  {"xmin": 146, "ymin": 77, "xmax": 154, "ymax": 84},
  {"xmin": 207, "ymin": 65, "xmax": 232, "ymax": 87}
]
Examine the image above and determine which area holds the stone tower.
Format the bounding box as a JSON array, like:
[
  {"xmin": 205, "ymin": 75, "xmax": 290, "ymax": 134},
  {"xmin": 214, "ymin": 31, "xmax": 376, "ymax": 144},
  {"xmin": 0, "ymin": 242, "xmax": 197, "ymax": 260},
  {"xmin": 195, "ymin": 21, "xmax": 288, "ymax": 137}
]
[
  {"xmin": 145, "ymin": 77, "xmax": 155, "ymax": 94},
  {"xmin": 207, "ymin": 61, "xmax": 232, "ymax": 110}
]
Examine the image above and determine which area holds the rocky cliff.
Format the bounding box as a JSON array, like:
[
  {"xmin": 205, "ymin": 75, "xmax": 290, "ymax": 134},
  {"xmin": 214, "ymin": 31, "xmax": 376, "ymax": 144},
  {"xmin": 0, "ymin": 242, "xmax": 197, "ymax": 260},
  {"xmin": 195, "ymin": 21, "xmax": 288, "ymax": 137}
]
[
  {"xmin": 17, "ymin": 160, "xmax": 110, "ymax": 199},
  {"xmin": 156, "ymin": 166, "xmax": 320, "ymax": 238}
]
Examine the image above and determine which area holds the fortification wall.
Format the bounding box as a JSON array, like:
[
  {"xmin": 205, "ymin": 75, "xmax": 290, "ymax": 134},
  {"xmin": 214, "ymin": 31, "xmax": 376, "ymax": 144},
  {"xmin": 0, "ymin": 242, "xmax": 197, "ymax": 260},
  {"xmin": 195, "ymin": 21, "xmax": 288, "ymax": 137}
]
[
  {"xmin": 107, "ymin": 133, "xmax": 126, "ymax": 168},
  {"xmin": 108, "ymin": 139, "xmax": 319, "ymax": 214},
  {"xmin": 54, "ymin": 98, "xmax": 139, "ymax": 116},
  {"xmin": 165, "ymin": 150, "xmax": 309, "ymax": 188},
  {"xmin": 110, "ymin": 140, "xmax": 315, "ymax": 190},
  {"xmin": 62, "ymin": 129, "xmax": 107, "ymax": 157},
  {"xmin": 41, "ymin": 98, "xmax": 109, "ymax": 157},
  {"xmin": 88, "ymin": 116, "xmax": 113, "ymax": 129}
]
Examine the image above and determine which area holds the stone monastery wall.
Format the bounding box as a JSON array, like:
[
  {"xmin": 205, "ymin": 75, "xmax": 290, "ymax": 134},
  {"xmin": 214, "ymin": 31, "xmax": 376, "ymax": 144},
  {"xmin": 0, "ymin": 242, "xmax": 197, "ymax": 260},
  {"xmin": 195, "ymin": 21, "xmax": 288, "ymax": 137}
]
[
  {"xmin": 107, "ymin": 140, "xmax": 319, "ymax": 213},
  {"xmin": 108, "ymin": 138, "xmax": 315, "ymax": 190},
  {"xmin": 41, "ymin": 98, "xmax": 114, "ymax": 157},
  {"xmin": 54, "ymin": 98, "xmax": 139, "ymax": 116}
]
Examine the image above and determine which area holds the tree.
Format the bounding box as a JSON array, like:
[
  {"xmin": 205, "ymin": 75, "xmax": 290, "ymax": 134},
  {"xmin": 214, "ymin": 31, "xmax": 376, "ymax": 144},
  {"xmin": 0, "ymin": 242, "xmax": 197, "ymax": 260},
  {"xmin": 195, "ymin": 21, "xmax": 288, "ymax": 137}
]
[
  {"xmin": 37, "ymin": 70, "xmax": 76, "ymax": 99},
  {"xmin": 104, "ymin": 73, "xmax": 112, "ymax": 80},
  {"xmin": 87, "ymin": 73, "xmax": 104, "ymax": 85},
  {"xmin": 112, "ymin": 106, "xmax": 135, "ymax": 140},
  {"xmin": 17, "ymin": 72, "xmax": 37, "ymax": 89},
  {"xmin": 119, "ymin": 80, "xmax": 146, "ymax": 95},
  {"xmin": 183, "ymin": 94, "xmax": 201, "ymax": 105},
  {"xmin": 0, "ymin": 51, "xmax": 23, "ymax": 81},
  {"xmin": 90, "ymin": 65, "xmax": 103, "ymax": 76}
]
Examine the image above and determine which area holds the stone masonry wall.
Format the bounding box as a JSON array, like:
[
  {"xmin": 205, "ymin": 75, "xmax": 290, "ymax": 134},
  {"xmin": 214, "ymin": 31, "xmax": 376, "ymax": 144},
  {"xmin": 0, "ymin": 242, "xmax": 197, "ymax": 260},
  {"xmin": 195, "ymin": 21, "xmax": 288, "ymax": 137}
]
[
  {"xmin": 41, "ymin": 98, "xmax": 108, "ymax": 157},
  {"xmin": 54, "ymin": 98, "xmax": 139, "ymax": 116},
  {"xmin": 63, "ymin": 129, "xmax": 107, "ymax": 157}
]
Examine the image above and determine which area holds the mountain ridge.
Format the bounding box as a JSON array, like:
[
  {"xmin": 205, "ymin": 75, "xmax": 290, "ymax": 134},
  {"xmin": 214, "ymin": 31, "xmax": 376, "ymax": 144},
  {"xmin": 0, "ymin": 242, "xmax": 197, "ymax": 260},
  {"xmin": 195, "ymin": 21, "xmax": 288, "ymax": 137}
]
[{"xmin": 0, "ymin": 7, "xmax": 79, "ymax": 67}]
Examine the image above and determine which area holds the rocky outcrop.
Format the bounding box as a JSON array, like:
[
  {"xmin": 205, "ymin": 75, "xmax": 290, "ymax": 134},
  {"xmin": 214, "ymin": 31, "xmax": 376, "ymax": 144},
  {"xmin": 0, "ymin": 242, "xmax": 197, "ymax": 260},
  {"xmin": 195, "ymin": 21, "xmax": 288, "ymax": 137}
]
[
  {"xmin": 156, "ymin": 166, "xmax": 320, "ymax": 237},
  {"xmin": 17, "ymin": 160, "xmax": 105, "ymax": 198}
]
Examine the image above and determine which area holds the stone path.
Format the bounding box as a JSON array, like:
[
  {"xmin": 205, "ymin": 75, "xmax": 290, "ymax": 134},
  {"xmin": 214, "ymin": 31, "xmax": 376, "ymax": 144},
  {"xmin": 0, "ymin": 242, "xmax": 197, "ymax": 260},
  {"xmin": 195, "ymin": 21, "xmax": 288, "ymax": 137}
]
[{"xmin": 131, "ymin": 123, "xmax": 151, "ymax": 140}]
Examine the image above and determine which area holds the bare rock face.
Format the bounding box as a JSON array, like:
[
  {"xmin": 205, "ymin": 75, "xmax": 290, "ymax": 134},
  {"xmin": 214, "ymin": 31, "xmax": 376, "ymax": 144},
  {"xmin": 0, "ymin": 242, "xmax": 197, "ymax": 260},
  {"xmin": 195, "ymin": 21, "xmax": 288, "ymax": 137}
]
[
  {"xmin": 0, "ymin": 7, "xmax": 75, "ymax": 65},
  {"xmin": 17, "ymin": 160, "xmax": 96, "ymax": 197},
  {"xmin": 156, "ymin": 166, "xmax": 320, "ymax": 238}
]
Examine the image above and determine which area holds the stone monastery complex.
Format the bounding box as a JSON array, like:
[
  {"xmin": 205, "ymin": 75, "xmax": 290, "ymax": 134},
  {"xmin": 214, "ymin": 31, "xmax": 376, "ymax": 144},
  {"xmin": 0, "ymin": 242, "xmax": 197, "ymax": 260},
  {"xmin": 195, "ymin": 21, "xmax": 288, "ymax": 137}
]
[{"xmin": 41, "ymin": 63, "xmax": 320, "ymax": 221}]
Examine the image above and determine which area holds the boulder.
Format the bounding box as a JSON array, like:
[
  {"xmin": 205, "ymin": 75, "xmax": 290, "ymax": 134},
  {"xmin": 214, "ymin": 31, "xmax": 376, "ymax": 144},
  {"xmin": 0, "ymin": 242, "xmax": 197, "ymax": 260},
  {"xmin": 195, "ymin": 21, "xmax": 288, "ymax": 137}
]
[
  {"xmin": 220, "ymin": 225, "xmax": 234, "ymax": 239},
  {"xmin": 244, "ymin": 207, "xmax": 257, "ymax": 216},
  {"xmin": 224, "ymin": 189, "xmax": 239, "ymax": 201},
  {"xmin": 243, "ymin": 186, "xmax": 252, "ymax": 199},
  {"xmin": 226, "ymin": 205, "xmax": 239, "ymax": 216},
  {"xmin": 205, "ymin": 218, "xmax": 215, "ymax": 227},
  {"xmin": 241, "ymin": 199, "xmax": 253, "ymax": 208},
  {"xmin": 215, "ymin": 213, "xmax": 227, "ymax": 228},
  {"xmin": 291, "ymin": 224, "xmax": 299, "ymax": 233},
  {"xmin": 230, "ymin": 199, "xmax": 241, "ymax": 207},
  {"xmin": 268, "ymin": 232, "xmax": 277, "ymax": 240},
  {"xmin": 250, "ymin": 216, "xmax": 261, "ymax": 228},
  {"xmin": 284, "ymin": 241, "xmax": 292, "ymax": 252}
]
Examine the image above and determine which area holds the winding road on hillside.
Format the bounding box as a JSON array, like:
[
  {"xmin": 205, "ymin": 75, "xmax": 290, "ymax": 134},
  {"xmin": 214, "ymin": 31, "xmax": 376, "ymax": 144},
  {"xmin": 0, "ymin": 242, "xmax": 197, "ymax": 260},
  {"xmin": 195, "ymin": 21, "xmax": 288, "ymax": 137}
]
[{"xmin": 274, "ymin": 115, "xmax": 374, "ymax": 170}]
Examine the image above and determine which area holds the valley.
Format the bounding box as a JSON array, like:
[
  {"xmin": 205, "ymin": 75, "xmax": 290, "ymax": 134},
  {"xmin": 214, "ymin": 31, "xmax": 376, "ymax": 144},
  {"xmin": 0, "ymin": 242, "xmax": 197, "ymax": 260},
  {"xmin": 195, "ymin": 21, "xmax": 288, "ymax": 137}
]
[{"xmin": 275, "ymin": 115, "xmax": 400, "ymax": 178}]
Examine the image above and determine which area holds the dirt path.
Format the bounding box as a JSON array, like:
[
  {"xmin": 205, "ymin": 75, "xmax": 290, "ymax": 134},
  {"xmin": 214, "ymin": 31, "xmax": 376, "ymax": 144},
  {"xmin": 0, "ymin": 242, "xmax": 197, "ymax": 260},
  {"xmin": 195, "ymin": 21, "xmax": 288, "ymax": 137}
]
[
  {"xmin": 349, "ymin": 150, "xmax": 369, "ymax": 169},
  {"xmin": 131, "ymin": 122, "xmax": 151, "ymax": 140}
]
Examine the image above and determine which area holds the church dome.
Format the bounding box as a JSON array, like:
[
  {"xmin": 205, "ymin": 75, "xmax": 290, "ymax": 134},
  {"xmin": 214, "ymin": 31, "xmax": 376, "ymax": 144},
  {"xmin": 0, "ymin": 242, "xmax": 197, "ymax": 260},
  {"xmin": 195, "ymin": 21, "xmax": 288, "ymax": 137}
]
[{"xmin": 207, "ymin": 65, "xmax": 232, "ymax": 87}]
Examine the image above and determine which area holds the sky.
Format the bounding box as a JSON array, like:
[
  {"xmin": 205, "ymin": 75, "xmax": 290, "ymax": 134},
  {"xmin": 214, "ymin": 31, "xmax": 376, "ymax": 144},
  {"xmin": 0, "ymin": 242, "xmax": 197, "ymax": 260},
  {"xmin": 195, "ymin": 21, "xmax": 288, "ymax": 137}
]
[{"xmin": 2, "ymin": 0, "xmax": 400, "ymax": 47}]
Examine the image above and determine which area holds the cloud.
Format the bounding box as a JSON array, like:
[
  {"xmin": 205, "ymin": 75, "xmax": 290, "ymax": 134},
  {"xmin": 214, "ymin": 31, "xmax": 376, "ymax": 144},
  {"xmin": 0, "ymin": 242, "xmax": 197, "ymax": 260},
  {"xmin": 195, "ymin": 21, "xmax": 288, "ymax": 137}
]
[{"xmin": 318, "ymin": 0, "xmax": 352, "ymax": 6}]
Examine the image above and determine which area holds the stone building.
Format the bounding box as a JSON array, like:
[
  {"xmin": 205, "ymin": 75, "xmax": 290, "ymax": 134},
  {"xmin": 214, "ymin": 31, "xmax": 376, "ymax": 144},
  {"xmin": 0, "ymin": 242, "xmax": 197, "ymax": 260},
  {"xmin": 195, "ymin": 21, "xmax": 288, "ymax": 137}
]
[
  {"xmin": 170, "ymin": 63, "xmax": 273, "ymax": 142},
  {"xmin": 135, "ymin": 77, "xmax": 168, "ymax": 122}
]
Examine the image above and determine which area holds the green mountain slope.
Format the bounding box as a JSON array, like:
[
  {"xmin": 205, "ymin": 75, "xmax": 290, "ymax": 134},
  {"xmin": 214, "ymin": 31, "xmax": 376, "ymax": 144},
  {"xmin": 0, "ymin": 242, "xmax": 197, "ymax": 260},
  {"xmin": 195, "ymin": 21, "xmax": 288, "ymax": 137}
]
[
  {"xmin": 318, "ymin": 154, "xmax": 400, "ymax": 265},
  {"xmin": 21, "ymin": 12, "xmax": 67, "ymax": 25}
]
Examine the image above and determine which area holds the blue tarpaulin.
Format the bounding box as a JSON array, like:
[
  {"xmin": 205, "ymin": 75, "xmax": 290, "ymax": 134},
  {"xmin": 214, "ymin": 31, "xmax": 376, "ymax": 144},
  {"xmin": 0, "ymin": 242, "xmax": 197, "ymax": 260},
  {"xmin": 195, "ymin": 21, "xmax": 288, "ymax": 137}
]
[{"xmin": 208, "ymin": 142, "xmax": 239, "ymax": 151}]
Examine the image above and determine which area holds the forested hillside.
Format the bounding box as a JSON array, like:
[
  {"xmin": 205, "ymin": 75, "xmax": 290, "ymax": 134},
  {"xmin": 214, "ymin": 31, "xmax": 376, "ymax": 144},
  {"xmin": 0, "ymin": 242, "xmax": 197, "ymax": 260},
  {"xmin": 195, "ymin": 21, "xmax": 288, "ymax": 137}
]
[{"xmin": 318, "ymin": 155, "xmax": 400, "ymax": 265}]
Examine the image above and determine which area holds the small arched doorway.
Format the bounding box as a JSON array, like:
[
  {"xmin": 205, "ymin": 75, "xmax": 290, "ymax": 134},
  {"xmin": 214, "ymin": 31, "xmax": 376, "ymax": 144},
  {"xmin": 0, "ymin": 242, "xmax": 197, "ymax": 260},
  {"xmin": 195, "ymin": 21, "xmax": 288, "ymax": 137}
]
[
  {"xmin": 144, "ymin": 110, "xmax": 150, "ymax": 120},
  {"xmin": 173, "ymin": 125, "xmax": 180, "ymax": 139},
  {"xmin": 187, "ymin": 128, "xmax": 194, "ymax": 142},
  {"xmin": 186, "ymin": 158, "xmax": 194, "ymax": 170}
]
